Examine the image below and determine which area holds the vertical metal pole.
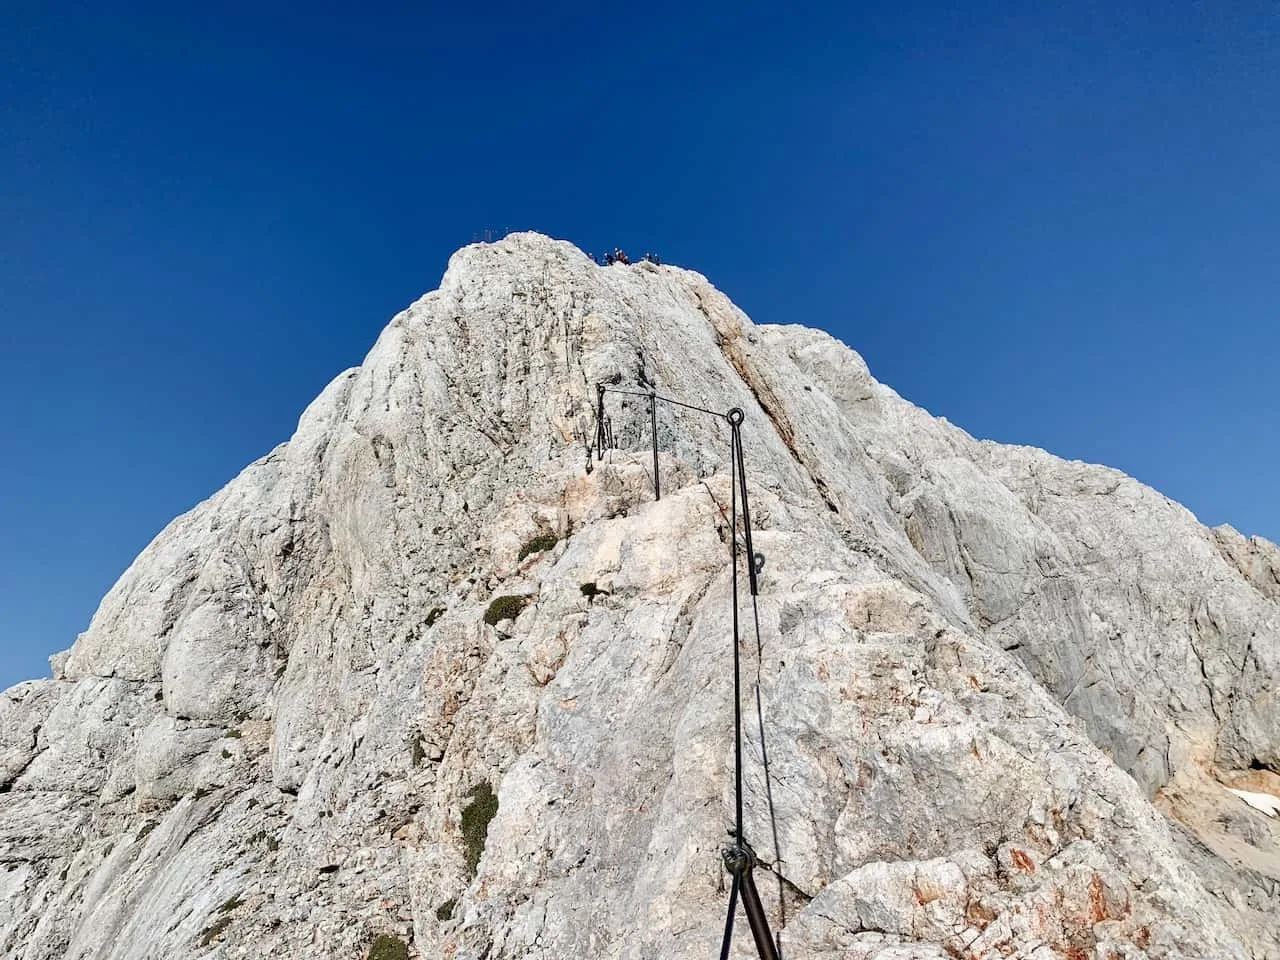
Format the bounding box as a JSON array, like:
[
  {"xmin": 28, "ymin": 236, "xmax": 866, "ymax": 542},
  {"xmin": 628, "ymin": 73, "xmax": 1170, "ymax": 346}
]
[
  {"xmin": 650, "ymin": 389, "xmax": 660, "ymax": 500},
  {"xmin": 595, "ymin": 383, "xmax": 606, "ymax": 461},
  {"xmin": 729, "ymin": 407, "xmax": 784, "ymax": 957},
  {"xmin": 740, "ymin": 865, "xmax": 781, "ymax": 960},
  {"xmin": 718, "ymin": 871, "xmax": 741, "ymax": 960},
  {"xmin": 733, "ymin": 419, "xmax": 759, "ymax": 597},
  {"xmin": 728, "ymin": 419, "xmax": 742, "ymax": 842}
]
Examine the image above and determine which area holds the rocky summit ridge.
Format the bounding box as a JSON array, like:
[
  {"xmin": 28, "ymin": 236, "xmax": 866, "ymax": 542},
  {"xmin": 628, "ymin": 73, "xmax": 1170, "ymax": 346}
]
[{"xmin": 1, "ymin": 232, "xmax": 1278, "ymax": 960}]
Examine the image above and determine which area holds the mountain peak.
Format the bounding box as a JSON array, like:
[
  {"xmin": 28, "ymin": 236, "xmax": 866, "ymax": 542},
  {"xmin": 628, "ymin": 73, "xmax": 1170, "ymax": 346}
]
[{"xmin": 1, "ymin": 238, "xmax": 1276, "ymax": 959}]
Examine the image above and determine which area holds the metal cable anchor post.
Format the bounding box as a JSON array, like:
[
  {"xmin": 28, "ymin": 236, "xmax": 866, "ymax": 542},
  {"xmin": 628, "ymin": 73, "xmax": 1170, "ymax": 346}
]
[
  {"xmin": 650, "ymin": 387, "xmax": 660, "ymax": 500},
  {"xmin": 720, "ymin": 839, "xmax": 780, "ymax": 960},
  {"xmin": 595, "ymin": 382, "xmax": 607, "ymax": 461},
  {"xmin": 726, "ymin": 408, "xmax": 760, "ymax": 597}
]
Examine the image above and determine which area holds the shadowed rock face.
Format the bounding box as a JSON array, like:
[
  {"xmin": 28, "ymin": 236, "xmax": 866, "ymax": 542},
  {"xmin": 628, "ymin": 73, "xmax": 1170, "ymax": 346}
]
[{"xmin": 0, "ymin": 232, "xmax": 1276, "ymax": 960}]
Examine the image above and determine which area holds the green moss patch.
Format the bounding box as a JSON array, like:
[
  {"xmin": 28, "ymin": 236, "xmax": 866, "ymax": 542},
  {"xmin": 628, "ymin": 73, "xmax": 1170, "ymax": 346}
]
[
  {"xmin": 483, "ymin": 595, "xmax": 532, "ymax": 626},
  {"xmin": 461, "ymin": 781, "xmax": 499, "ymax": 876},
  {"xmin": 517, "ymin": 532, "xmax": 560, "ymax": 561},
  {"xmin": 367, "ymin": 934, "xmax": 410, "ymax": 960},
  {"xmin": 435, "ymin": 897, "xmax": 457, "ymax": 921}
]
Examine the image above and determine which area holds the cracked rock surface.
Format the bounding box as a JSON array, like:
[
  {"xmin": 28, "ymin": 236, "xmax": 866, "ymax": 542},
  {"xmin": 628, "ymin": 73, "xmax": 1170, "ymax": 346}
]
[{"xmin": 1, "ymin": 233, "xmax": 1277, "ymax": 960}]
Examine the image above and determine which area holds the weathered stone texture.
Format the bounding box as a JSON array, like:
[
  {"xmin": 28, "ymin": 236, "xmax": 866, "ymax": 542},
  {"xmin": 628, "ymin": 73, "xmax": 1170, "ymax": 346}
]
[{"xmin": 1, "ymin": 233, "xmax": 1276, "ymax": 959}]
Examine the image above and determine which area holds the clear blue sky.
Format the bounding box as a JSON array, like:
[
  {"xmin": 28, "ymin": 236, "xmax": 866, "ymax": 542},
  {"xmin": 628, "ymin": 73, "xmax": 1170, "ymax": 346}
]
[{"xmin": 2, "ymin": 1, "xmax": 1277, "ymax": 689}]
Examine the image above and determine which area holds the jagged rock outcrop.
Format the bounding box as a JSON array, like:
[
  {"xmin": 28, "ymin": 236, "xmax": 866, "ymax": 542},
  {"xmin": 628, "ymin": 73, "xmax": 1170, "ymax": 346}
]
[{"xmin": 1, "ymin": 232, "xmax": 1277, "ymax": 959}]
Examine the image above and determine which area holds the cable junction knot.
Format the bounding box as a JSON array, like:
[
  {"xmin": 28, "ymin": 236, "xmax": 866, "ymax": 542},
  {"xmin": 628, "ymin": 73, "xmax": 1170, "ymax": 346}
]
[{"xmin": 721, "ymin": 834, "xmax": 757, "ymax": 875}]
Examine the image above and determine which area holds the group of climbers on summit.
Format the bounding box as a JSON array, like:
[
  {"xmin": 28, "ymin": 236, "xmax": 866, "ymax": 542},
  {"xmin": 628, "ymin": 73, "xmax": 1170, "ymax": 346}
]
[{"xmin": 592, "ymin": 249, "xmax": 662, "ymax": 266}]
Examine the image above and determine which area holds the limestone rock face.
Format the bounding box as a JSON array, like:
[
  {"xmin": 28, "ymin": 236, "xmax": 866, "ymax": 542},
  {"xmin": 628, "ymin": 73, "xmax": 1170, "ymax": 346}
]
[{"xmin": 1, "ymin": 233, "xmax": 1277, "ymax": 960}]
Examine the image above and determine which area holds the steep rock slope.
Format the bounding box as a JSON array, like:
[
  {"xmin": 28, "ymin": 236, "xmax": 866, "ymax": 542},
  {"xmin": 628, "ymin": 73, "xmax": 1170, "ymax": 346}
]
[{"xmin": 1, "ymin": 233, "xmax": 1277, "ymax": 959}]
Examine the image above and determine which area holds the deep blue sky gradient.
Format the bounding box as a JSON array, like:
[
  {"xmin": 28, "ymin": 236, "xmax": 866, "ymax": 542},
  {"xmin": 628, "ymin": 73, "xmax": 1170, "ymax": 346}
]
[{"xmin": 2, "ymin": 1, "xmax": 1278, "ymax": 689}]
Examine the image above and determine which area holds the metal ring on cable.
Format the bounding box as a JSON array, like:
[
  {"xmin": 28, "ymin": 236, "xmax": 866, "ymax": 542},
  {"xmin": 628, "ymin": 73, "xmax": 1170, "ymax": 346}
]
[{"xmin": 727, "ymin": 407, "xmax": 745, "ymax": 425}]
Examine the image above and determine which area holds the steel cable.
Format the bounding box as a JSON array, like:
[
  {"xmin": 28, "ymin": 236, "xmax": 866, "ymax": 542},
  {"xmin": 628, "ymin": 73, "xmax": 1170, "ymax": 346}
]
[{"xmin": 594, "ymin": 384, "xmax": 784, "ymax": 959}]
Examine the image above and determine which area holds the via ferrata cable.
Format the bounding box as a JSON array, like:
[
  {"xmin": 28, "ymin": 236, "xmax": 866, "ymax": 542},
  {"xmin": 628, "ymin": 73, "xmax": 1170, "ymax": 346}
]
[{"xmin": 590, "ymin": 384, "xmax": 785, "ymax": 960}]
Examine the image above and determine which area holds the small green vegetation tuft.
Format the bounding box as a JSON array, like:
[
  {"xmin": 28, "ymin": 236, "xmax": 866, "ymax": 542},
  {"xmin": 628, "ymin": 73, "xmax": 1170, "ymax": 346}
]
[
  {"xmin": 225, "ymin": 729, "xmax": 242, "ymax": 739},
  {"xmin": 199, "ymin": 915, "xmax": 233, "ymax": 946},
  {"xmin": 425, "ymin": 606, "xmax": 446, "ymax": 627},
  {"xmin": 217, "ymin": 896, "xmax": 244, "ymax": 914},
  {"xmin": 137, "ymin": 821, "xmax": 158, "ymax": 842},
  {"xmin": 579, "ymin": 582, "xmax": 602, "ymax": 600},
  {"xmin": 435, "ymin": 898, "xmax": 457, "ymax": 921},
  {"xmin": 483, "ymin": 595, "xmax": 531, "ymax": 626},
  {"xmin": 517, "ymin": 532, "xmax": 560, "ymax": 561},
  {"xmin": 192, "ymin": 786, "xmax": 212, "ymax": 801},
  {"xmin": 367, "ymin": 934, "xmax": 410, "ymax": 960},
  {"xmin": 460, "ymin": 781, "xmax": 499, "ymax": 876}
]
